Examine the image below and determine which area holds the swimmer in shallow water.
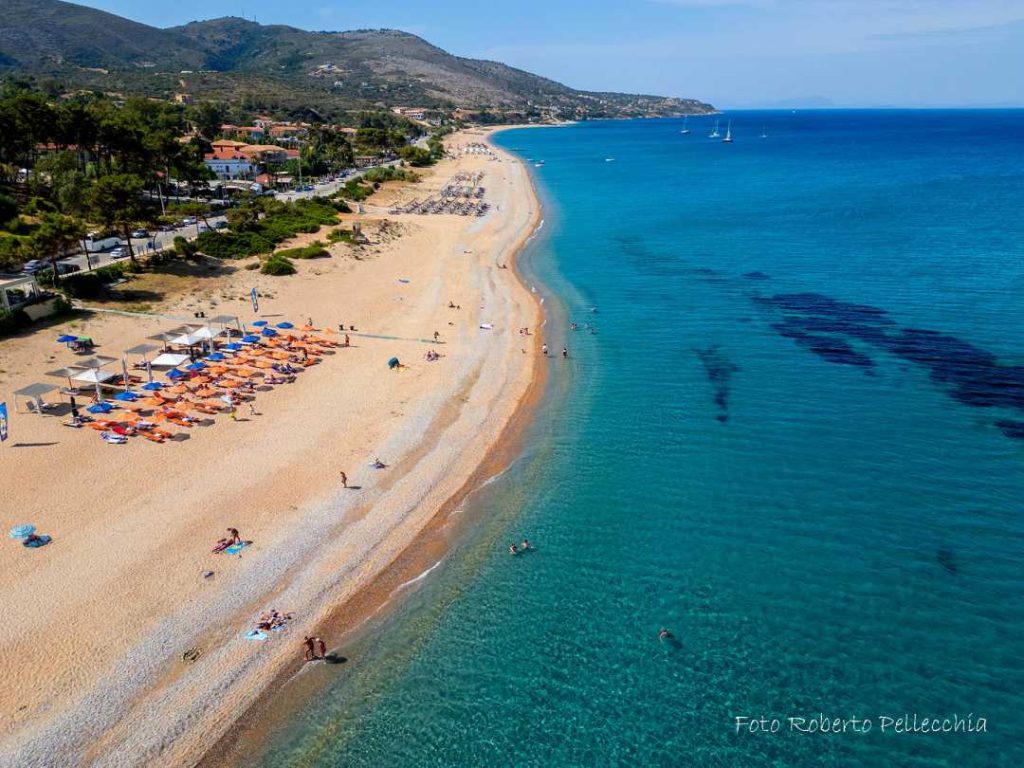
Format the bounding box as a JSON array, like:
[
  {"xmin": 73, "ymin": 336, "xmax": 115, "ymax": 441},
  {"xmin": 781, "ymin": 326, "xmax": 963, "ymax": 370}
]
[
  {"xmin": 509, "ymin": 543, "xmax": 519, "ymax": 556},
  {"xmin": 658, "ymin": 628, "xmax": 673, "ymax": 642}
]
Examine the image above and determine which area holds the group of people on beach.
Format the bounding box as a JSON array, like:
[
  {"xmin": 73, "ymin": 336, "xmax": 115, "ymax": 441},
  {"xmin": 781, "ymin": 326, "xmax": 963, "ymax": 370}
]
[{"xmin": 303, "ymin": 635, "xmax": 328, "ymax": 661}]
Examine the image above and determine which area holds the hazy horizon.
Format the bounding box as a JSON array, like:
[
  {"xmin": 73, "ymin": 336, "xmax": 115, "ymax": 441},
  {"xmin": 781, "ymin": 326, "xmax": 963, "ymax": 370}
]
[{"xmin": 72, "ymin": 0, "xmax": 1024, "ymax": 109}]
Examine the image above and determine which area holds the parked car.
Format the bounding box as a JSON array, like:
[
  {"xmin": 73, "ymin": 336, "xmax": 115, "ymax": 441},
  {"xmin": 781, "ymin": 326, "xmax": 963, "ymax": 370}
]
[
  {"xmin": 22, "ymin": 259, "xmax": 45, "ymax": 274},
  {"xmin": 214, "ymin": 220, "xmax": 228, "ymax": 229},
  {"xmin": 158, "ymin": 223, "xmax": 175, "ymax": 232},
  {"xmin": 131, "ymin": 229, "xmax": 149, "ymax": 239},
  {"xmin": 182, "ymin": 217, "xmax": 197, "ymax": 226},
  {"xmin": 110, "ymin": 247, "xmax": 128, "ymax": 260},
  {"xmin": 56, "ymin": 262, "xmax": 82, "ymax": 275}
]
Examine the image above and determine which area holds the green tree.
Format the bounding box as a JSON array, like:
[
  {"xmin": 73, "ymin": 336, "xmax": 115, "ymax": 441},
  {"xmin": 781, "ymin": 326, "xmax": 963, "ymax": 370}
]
[
  {"xmin": 90, "ymin": 173, "xmax": 145, "ymax": 263},
  {"xmin": 34, "ymin": 213, "xmax": 86, "ymax": 281}
]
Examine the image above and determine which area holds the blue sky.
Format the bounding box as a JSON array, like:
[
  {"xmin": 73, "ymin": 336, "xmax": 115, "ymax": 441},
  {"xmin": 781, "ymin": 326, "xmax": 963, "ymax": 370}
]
[{"xmin": 77, "ymin": 0, "xmax": 1024, "ymax": 107}]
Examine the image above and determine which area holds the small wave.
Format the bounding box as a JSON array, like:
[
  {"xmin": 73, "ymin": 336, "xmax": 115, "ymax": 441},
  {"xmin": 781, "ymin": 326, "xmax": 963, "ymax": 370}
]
[{"xmin": 393, "ymin": 558, "xmax": 445, "ymax": 595}]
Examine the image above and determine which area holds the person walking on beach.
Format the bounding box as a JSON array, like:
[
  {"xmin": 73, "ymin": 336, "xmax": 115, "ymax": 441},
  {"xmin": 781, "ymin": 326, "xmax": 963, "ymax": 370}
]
[
  {"xmin": 433, "ymin": 330, "xmax": 440, "ymax": 343},
  {"xmin": 304, "ymin": 636, "xmax": 317, "ymax": 661},
  {"xmin": 229, "ymin": 406, "xmax": 238, "ymax": 421},
  {"xmin": 541, "ymin": 344, "xmax": 548, "ymax": 356},
  {"xmin": 339, "ymin": 470, "xmax": 348, "ymax": 488},
  {"xmin": 317, "ymin": 637, "xmax": 327, "ymax": 658},
  {"xmin": 344, "ymin": 334, "xmax": 350, "ymax": 347},
  {"xmin": 562, "ymin": 347, "xmax": 568, "ymax": 359},
  {"xmin": 248, "ymin": 403, "xmax": 258, "ymax": 417}
]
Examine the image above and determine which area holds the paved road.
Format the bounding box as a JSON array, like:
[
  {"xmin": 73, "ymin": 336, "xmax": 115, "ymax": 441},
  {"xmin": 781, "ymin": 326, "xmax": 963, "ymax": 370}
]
[{"xmin": 58, "ymin": 161, "xmax": 402, "ymax": 273}]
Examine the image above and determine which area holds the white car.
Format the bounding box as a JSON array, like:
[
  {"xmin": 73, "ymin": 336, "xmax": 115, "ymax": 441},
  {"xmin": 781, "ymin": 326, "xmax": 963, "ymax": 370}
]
[
  {"xmin": 22, "ymin": 259, "xmax": 46, "ymax": 273},
  {"xmin": 131, "ymin": 229, "xmax": 149, "ymax": 239},
  {"xmin": 110, "ymin": 247, "xmax": 128, "ymax": 260}
]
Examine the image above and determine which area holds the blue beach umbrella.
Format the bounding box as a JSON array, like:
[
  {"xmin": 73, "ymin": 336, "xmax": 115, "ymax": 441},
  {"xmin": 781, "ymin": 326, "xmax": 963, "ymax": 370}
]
[
  {"xmin": 9, "ymin": 524, "xmax": 35, "ymax": 539},
  {"xmin": 141, "ymin": 381, "xmax": 164, "ymax": 391},
  {"xmin": 166, "ymin": 369, "xmax": 186, "ymax": 380},
  {"xmin": 87, "ymin": 402, "xmax": 113, "ymax": 414},
  {"xmin": 251, "ymin": 320, "xmax": 268, "ymax": 327},
  {"xmin": 185, "ymin": 361, "xmax": 207, "ymax": 371},
  {"xmin": 113, "ymin": 391, "xmax": 138, "ymax": 402},
  {"xmin": 206, "ymin": 352, "xmax": 226, "ymax": 361},
  {"xmin": 241, "ymin": 335, "xmax": 260, "ymax": 343},
  {"xmin": 276, "ymin": 322, "xmax": 294, "ymax": 330},
  {"xmin": 224, "ymin": 342, "xmax": 243, "ymax": 351},
  {"xmin": 261, "ymin": 327, "xmax": 278, "ymax": 337},
  {"xmin": 57, "ymin": 334, "xmax": 77, "ymax": 343}
]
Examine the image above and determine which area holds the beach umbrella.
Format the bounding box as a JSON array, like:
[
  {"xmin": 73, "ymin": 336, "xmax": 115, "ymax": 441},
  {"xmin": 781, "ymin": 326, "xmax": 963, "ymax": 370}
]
[
  {"xmin": 113, "ymin": 391, "xmax": 138, "ymax": 402},
  {"xmin": 276, "ymin": 322, "xmax": 294, "ymax": 329},
  {"xmin": 261, "ymin": 328, "xmax": 278, "ymax": 337},
  {"xmin": 224, "ymin": 343, "xmax": 243, "ymax": 351},
  {"xmin": 141, "ymin": 381, "xmax": 164, "ymax": 391},
  {"xmin": 185, "ymin": 361, "xmax": 207, "ymax": 371},
  {"xmin": 166, "ymin": 369, "xmax": 186, "ymax": 380},
  {"xmin": 388, "ymin": 357, "xmax": 400, "ymax": 369},
  {"xmin": 9, "ymin": 524, "xmax": 35, "ymax": 539},
  {"xmin": 57, "ymin": 334, "xmax": 77, "ymax": 343},
  {"xmin": 300, "ymin": 324, "xmax": 315, "ymax": 331},
  {"xmin": 87, "ymin": 402, "xmax": 114, "ymax": 414},
  {"xmin": 242, "ymin": 334, "xmax": 260, "ymax": 343},
  {"xmin": 206, "ymin": 352, "xmax": 226, "ymax": 361},
  {"xmin": 252, "ymin": 320, "xmax": 268, "ymax": 327},
  {"xmin": 141, "ymin": 397, "xmax": 166, "ymax": 407},
  {"xmin": 168, "ymin": 385, "xmax": 189, "ymax": 395}
]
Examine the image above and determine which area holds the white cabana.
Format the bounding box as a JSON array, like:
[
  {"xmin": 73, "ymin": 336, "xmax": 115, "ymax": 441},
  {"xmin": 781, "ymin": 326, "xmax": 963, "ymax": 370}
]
[
  {"xmin": 169, "ymin": 331, "xmax": 208, "ymax": 346},
  {"xmin": 191, "ymin": 326, "xmax": 224, "ymax": 341},
  {"xmin": 150, "ymin": 352, "xmax": 190, "ymax": 368},
  {"xmin": 72, "ymin": 369, "xmax": 118, "ymax": 385}
]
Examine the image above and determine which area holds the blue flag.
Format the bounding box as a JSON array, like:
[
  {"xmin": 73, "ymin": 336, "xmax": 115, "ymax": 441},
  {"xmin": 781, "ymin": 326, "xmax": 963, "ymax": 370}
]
[
  {"xmin": 251, "ymin": 287, "xmax": 259, "ymax": 313},
  {"xmin": 0, "ymin": 401, "xmax": 8, "ymax": 442}
]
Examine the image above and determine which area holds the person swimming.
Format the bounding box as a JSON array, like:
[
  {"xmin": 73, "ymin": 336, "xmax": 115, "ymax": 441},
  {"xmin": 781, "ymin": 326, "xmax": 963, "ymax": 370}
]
[
  {"xmin": 509, "ymin": 543, "xmax": 519, "ymax": 556},
  {"xmin": 658, "ymin": 627, "xmax": 673, "ymax": 642},
  {"xmin": 520, "ymin": 539, "xmax": 531, "ymax": 551}
]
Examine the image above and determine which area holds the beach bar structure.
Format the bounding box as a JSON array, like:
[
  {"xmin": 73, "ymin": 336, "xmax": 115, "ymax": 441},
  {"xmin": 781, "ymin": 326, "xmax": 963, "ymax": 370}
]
[{"xmin": 0, "ymin": 274, "xmax": 43, "ymax": 312}]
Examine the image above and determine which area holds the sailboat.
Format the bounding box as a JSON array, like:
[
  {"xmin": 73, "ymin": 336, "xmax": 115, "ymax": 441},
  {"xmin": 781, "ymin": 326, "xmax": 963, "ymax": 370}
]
[
  {"xmin": 709, "ymin": 120, "xmax": 720, "ymax": 139},
  {"xmin": 680, "ymin": 116, "xmax": 690, "ymax": 135},
  {"xmin": 760, "ymin": 124, "xmax": 768, "ymax": 139},
  {"xmin": 722, "ymin": 121, "xmax": 733, "ymax": 143}
]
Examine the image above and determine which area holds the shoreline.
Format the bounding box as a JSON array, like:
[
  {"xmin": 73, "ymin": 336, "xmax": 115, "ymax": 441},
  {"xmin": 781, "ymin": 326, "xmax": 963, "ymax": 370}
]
[
  {"xmin": 197, "ymin": 128, "xmax": 550, "ymax": 765},
  {"xmin": 0, "ymin": 128, "xmax": 549, "ymax": 767}
]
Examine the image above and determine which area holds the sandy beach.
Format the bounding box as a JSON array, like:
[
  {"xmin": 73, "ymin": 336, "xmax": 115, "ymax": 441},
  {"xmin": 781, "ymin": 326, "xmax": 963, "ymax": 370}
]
[{"xmin": 0, "ymin": 129, "xmax": 543, "ymax": 767}]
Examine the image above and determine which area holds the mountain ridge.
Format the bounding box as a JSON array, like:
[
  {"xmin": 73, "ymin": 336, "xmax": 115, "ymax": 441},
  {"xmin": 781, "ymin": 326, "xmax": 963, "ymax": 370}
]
[{"xmin": 0, "ymin": 0, "xmax": 714, "ymax": 120}]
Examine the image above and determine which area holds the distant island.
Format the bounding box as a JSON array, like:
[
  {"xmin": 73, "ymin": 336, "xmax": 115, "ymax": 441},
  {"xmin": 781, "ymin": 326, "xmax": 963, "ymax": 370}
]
[{"xmin": 0, "ymin": 0, "xmax": 714, "ymax": 122}]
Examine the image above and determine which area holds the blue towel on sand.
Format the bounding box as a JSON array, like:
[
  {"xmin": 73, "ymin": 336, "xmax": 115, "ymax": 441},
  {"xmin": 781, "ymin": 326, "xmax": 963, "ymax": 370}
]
[{"xmin": 225, "ymin": 542, "xmax": 248, "ymax": 555}]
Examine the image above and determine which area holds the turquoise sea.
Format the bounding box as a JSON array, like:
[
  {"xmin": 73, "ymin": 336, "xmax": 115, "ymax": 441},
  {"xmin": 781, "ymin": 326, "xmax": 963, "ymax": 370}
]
[{"xmin": 245, "ymin": 112, "xmax": 1024, "ymax": 767}]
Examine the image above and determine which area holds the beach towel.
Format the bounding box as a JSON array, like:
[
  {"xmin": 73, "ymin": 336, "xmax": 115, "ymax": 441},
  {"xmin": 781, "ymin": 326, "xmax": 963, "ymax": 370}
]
[
  {"xmin": 479, "ymin": 323, "xmax": 494, "ymax": 330},
  {"xmin": 244, "ymin": 630, "xmax": 268, "ymax": 641},
  {"xmin": 23, "ymin": 535, "xmax": 51, "ymax": 549},
  {"xmin": 225, "ymin": 542, "xmax": 249, "ymax": 555}
]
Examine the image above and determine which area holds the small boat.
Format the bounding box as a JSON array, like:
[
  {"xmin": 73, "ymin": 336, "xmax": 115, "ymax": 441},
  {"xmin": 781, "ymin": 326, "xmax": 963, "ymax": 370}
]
[
  {"xmin": 722, "ymin": 121, "xmax": 733, "ymax": 143},
  {"xmin": 760, "ymin": 125, "xmax": 768, "ymax": 139},
  {"xmin": 534, "ymin": 160, "xmax": 545, "ymax": 167},
  {"xmin": 605, "ymin": 157, "xmax": 615, "ymax": 162},
  {"xmin": 680, "ymin": 116, "xmax": 690, "ymax": 135},
  {"xmin": 709, "ymin": 120, "xmax": 720, "ymax": 139}
]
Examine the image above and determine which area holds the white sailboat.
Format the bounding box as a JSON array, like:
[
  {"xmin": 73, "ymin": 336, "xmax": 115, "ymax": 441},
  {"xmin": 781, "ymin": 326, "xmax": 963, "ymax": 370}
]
[
  {"xmin": 709, "ymin": 120, "xmax": 720, "ymax": 139},
  {"xmin": 722, "ymin": 121, "xmax": 733, "ymax": 143},
  {"xmin": 680, "ymin": 116, "xmax": 690, "ymax": 135}
]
